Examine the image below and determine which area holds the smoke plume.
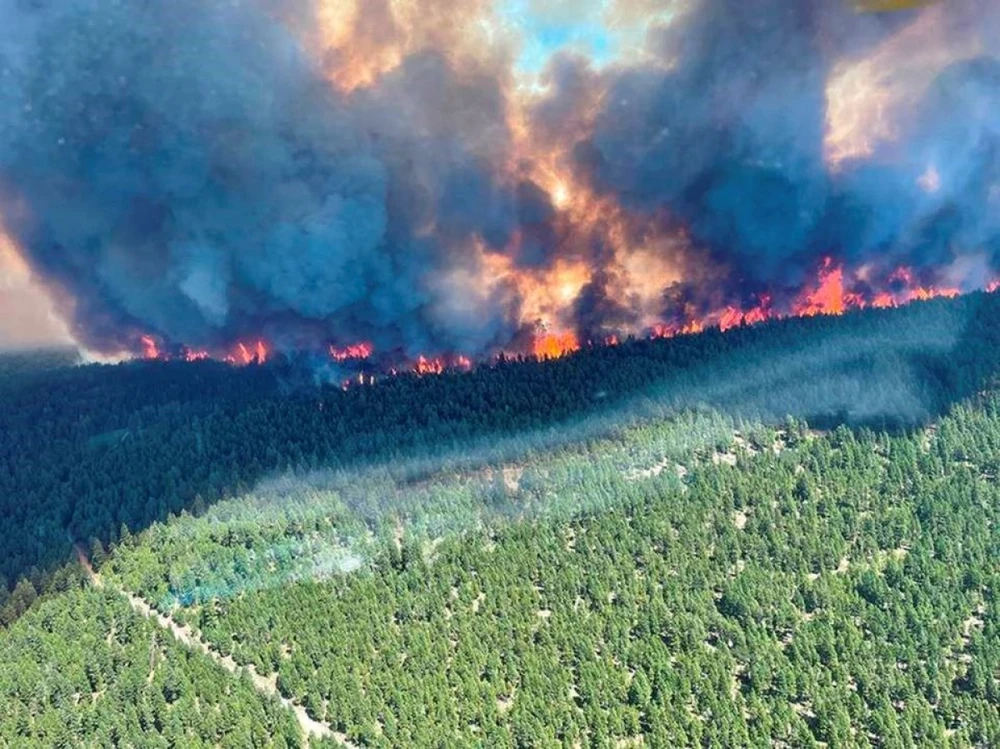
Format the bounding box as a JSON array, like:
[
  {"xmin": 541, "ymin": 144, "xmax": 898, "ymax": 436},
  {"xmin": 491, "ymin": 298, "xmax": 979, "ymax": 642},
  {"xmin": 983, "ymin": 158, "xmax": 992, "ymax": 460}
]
[{"xmin": 0, "ymin": 0, "xmax": 997, "ymax": 361}]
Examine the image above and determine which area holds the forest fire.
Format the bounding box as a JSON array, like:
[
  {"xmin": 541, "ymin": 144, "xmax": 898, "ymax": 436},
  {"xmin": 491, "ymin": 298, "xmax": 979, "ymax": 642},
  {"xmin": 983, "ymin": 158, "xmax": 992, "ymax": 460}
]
[
  {"xmin": 128, "ymin": 253, "xmax": 997, "ymax": 374},
  {"xmin": 414, "ymin": 356, "xmax": 445, "ymax": 376},
  {"xmin": 0, "ymin": 0, "xmax": 995, "ymax": 368},
  {"xmin": 226, "ymin": 340, "xmax": 270, "ymax": 366},
  {"xmin": 641, "ymin": 259, "xmax": 984, "ymax": 343},
  {"xmin": 716, "ymin": 300, "xmax": 773, "ymax": 334},
  {"xmin": 794, "ymin": 260, "xmax": 863, "ymax": 317},
  {"xmin": 713, "ymin": 260, "xmax": 972, "ymax": 332},
  {"xmin": 140, "ymin": 339, "xmax": 269, "ymax": 365},
  {"xmin": 330, "ymin": 342, "xmax": 374, "ymax": 362},
  {"xmin": 140, "ymin": 336, "xmax": 161, "ymax": 360},
  {"xmin": 336, "ymin": 256, "xmax": 996, "ymax": 377},
  {"xmin": 533, "ymin": 332, "xmax": 580, "ymax": 360}
]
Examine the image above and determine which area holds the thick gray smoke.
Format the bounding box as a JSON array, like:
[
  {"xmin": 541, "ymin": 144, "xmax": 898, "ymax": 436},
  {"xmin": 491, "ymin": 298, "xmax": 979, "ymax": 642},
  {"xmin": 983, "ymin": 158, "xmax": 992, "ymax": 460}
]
[
  {"xmin": 0, "ymin": 0, "xmax": 536, "ymax": 357},
  {"xmin": 0, "ymin": 0, "xmax": 998, "ymax": 357},
  {"xmin": 561, "ymin": 0, "xmax": 1000, "ymax": 299}
]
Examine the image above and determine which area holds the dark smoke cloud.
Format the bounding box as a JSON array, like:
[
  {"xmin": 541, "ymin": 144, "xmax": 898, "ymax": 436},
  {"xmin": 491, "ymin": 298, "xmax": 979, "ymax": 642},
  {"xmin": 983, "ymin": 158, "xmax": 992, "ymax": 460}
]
[
  {"xmin": 564, "ymin": 0, "xmax": 1000, "ymax": 298},
  {"xmin": 0, "ymin": 0, "xmax": 535, "ymax": 357},
  {"xmin": 0, "ymin": 0, "xmax": 998, "ymax": 358},
  {"xmin": 570, "ymin": 1, "xmax": 834, "ymax": 285}
]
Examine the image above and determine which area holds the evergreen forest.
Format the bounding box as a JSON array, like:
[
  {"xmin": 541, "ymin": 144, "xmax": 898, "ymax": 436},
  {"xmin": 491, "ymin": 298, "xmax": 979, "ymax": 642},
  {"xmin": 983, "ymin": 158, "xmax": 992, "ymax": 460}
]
[{"xmin": 4, "ymin": 294, "xmax": 1000, "ymax": 746}]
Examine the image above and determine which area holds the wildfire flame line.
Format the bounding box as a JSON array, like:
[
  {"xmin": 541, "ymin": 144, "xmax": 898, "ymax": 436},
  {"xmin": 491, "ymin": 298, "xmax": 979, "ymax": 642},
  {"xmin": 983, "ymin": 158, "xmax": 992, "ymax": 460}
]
[
  {"xmin": 0, "ymin": 1, "xmax": 991, "ymax": 367},
  {"xmin": 136, "ymin": 258, "xmax": 992, "ymax": 388}
]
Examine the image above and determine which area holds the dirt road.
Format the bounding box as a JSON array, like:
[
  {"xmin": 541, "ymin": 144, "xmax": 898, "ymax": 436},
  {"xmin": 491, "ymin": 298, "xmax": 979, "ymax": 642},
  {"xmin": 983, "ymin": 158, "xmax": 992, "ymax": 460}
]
[{"xmin": 74, "ymin": 543, "xmax": 354, "ymax": 748}]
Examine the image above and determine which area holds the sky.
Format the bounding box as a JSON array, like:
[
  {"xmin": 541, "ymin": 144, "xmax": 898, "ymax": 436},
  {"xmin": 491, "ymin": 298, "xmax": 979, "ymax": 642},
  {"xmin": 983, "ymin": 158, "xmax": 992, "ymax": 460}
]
[
  {"xmin": 502, "ymin": 0, "xmax": 680, "ymax": 72},
  {"xmin": 502, "ymin": 0, "xmax": 617, "ymax": 72}
]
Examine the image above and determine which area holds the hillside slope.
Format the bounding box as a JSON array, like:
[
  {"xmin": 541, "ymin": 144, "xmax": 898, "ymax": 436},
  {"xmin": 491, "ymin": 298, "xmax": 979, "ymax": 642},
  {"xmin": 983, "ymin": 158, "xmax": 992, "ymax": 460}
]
[
  {"xmin": 4, "ymin": 295, "xmax": 1000, "ymax": 746},
  {"xmin": 82, "ymin": 397, "xmax": 1000, "ymax": 747},
  {"xmin": 3, "ymin": 291, "xmax": 1000, "ymax": 627}
]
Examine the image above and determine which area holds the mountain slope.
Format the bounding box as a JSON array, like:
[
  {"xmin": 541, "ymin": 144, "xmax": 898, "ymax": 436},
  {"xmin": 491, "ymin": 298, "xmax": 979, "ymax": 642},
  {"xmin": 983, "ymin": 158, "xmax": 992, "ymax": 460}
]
[
  {"xmin": 84, "ymin": 398, "xmax": 1000, "ymax": 747},
  {"xmin": 3, "ymin": 290, "xmax": 1000, "ymax": 628},
  {"xmin": 5, "ymin": 294, "xmax": 1000, "ymax": 746}
]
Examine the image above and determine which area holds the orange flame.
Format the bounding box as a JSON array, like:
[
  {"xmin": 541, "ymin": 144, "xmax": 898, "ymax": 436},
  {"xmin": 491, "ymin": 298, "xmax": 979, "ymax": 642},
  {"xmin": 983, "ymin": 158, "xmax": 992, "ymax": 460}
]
[
  {"xmin": 533, "ymin": 331, "xmax": 579, "ymax": 359},
  {"xmin": 414, "ymin": 355, "xmax": 445, "ymax": 375},
  {"xmin": 129, "ymin": 260, "xmax": 997, "ymax": 373},
  {"xmin": 793, "ymin": 259, "xmax": 862, "ymax": 316},
  {"xmin": 716, "ymin": 297, "xmax": 773, "ymax": 332},
  {"xmin": 140, "ymin": 335, "xmax": 161, "ymax": 360},
  {"xmin": 225, "ymin": 339, "xmax": 269, "ymax": 365},
  {"xmin": 330, "ymin": 342, "xmax": 374, "ymax": 361},
  {"xmin": 650, "ymin": 320, "xmax": 705, "ymax": 340},
  {"xmin": 183, "ymin": 348, "xmax": 210, "ymax": 362},
  {"xmin": 103, "ymin": 3, "xmax": 995, "ymax": 379},
  {"xmin": 634, "ymin": 259, "xmax": 981, "ymax": 351}
]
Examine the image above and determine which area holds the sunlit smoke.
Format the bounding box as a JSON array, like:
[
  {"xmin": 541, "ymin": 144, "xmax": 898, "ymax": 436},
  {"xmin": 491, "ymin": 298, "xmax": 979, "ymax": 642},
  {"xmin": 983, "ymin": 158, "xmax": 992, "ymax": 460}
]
[
  {"xmin": 824, "ymin": 3, "xmax": 984, "ymax": 169},
  {"xmin": 0, "ymin": 228, "xmax": 72, "ymax": 350},
  {"xmin": 0, "ymin": 0, "xmax": 997, "ymax": 364}
]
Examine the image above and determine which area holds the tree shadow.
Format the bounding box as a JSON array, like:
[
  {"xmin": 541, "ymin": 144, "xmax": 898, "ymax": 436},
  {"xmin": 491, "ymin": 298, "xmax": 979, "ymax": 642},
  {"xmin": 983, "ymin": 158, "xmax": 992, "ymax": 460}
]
[{"xmin": 2, "ymin": 291, "xmax": 999, "ymax": 624}]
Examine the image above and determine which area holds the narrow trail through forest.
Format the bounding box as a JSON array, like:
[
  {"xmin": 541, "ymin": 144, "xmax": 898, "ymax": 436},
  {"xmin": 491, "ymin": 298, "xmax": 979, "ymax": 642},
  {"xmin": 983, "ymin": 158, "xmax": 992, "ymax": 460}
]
[{"xmin": 73, "ymin": 543, "xmax": 355, "ymax": 749}]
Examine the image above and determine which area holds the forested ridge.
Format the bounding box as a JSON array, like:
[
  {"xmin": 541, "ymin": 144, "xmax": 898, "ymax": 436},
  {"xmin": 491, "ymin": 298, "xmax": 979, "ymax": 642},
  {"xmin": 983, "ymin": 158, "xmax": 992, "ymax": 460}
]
[
  {"xmin": 89, "ymin": 398, "xmax": 1000, "ymax": 747},
  {"xmin": 5, "ymin": 294, "xmax": 1000, "ymax": 746},
  {"xmin": 0, "ymin": 586, "xmax": 302, "ymax": 747},
  {"xmin": 2, "ymin": 291, "xmax": 998, "ymax": 626}
]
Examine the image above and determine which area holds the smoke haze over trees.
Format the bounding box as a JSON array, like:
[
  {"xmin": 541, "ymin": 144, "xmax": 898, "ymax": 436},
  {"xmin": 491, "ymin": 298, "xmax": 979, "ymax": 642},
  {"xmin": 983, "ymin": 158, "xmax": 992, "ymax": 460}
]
[
  {"xmin": 8, "ymin": 298, "xmax": 1000, "ymax": 745},
  {"xmin": 2, "ymin": 291, "xmax": 1000, "ymax": 627}
]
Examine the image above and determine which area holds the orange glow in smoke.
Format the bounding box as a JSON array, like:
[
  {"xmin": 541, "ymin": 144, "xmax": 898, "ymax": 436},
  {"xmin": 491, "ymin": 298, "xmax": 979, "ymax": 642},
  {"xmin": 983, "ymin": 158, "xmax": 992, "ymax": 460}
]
[
  {"xmin": 116, "ymin": 1, "xmax": 994, "ymax": 374},
  {"xmin": 129, "ymin": 256, "xmax": 993, "ymax": 372}
]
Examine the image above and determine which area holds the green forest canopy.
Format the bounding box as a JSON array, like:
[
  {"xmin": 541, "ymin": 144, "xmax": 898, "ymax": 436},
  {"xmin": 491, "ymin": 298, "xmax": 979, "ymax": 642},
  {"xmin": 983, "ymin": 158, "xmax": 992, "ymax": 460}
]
[{"xmin": 4, "ymin": 293, "xmax": 1000, "ymax": 746}]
